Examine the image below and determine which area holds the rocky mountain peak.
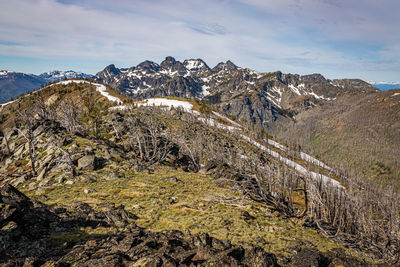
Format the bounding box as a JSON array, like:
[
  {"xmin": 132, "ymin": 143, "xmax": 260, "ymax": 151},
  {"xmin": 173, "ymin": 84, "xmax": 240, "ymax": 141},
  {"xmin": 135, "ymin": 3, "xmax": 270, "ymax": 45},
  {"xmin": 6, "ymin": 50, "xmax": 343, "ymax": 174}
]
[
  {"xmin": 136, "ymin": 60, "xmax": 160, "ymax": 73},
  {"xmin": 105, "ymin": 64, "xmax": 121, "ymax": 75},
  {"xmin": 330, "ymin": 79, "xmax": 379, "ymax": 92},
  {"xmin": 160, "ymin": 56, "xmax": 187, "ymax": 75},
  {"xmin": 301, "ymin": 73, "xmax": 329, "ymax": 84},
  {"xmin": 160, "ymin": 56, "xmax": 177, "ymax": 67},
  {"xmin": 95, "ymin": 64, "xmax": 122, "ymax": 84},
  {"xmin": 212, "ymin": 60, "xmax": 239, "ymax": 72},
  {"xmin": 183, "ymin": 58, "xmax": 210, "ymax": 71},
  {"xmin": 96, "ymin": 64, "xmax": 121, "ymax": 77},
  {"xmin": 89, "ymin": 57, "xmax": 382, "ymax": 130}
]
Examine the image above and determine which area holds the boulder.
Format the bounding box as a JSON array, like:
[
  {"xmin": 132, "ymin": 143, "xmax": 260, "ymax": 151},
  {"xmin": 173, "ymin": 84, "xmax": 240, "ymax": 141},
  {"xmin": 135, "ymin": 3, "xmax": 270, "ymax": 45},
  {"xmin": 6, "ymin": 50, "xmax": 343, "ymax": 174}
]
[{"xmin": 77, "ymin": 154, "xmax": 103, "ymax": 171}]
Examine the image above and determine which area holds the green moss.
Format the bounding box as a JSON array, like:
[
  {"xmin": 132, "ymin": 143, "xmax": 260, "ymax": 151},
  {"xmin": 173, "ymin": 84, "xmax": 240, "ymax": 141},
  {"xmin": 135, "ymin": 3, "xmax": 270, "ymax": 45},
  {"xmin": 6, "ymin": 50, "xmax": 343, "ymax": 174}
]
[{"xmin": 48, "ymin": 229, "xmax": 89, "ymax": 246}]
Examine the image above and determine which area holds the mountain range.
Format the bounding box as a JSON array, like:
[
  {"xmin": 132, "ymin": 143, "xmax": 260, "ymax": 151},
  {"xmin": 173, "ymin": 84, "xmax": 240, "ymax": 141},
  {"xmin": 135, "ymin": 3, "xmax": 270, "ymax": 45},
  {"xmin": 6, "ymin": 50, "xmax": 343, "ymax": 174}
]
[
  {"xmin": 93, "ymin": 57, "xmax": 399, "ymax": 186},
  {"xmin": 94, "ymin": 56, "xmax": 378, "ymax": 129},
  {"xmin": 0, "ymin": 70, "xmax": 93, "ymax": 103}
]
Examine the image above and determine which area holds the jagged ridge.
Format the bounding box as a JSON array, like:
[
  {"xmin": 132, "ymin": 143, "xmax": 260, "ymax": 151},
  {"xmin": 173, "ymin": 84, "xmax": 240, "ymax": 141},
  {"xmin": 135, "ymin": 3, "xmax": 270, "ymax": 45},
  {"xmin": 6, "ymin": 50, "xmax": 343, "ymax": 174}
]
[{"xmin": 94, "ymin": 57, "xmax": 378, "ymax": 129}]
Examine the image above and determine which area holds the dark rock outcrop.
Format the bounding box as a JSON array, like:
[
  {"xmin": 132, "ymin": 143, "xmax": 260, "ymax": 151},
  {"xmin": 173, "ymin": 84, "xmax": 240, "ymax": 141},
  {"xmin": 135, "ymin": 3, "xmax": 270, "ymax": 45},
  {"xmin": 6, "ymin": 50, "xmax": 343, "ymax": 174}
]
[
  {"xmin": 291, "ymin": 248, "xmax": 370, "ymax": 267},
  {"xmin": 0, "ymin": 184, "xmax": 279, "ymax": 266}
]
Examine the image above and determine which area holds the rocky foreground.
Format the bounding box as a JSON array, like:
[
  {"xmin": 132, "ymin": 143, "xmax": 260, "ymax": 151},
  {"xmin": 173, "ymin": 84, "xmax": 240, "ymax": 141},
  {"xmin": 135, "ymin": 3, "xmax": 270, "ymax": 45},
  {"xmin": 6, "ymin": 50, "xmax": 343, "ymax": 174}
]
[{"xmin": 0, "ymin": 184, "xmax": 371, "ymax": 266}]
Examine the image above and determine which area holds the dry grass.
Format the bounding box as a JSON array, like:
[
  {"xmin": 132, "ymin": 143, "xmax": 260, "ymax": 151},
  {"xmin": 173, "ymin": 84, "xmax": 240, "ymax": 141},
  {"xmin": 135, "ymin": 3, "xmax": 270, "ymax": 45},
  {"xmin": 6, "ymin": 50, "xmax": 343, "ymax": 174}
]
[{"xmin": 24, "ymin": 165, "xmax": 365, "ymax": 261}]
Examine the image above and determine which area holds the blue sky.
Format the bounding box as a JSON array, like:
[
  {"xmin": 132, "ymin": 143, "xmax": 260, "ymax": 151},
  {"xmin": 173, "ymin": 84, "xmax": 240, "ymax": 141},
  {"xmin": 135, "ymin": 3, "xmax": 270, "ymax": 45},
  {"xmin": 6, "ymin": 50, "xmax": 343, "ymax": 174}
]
[{"xmin": 0, "ymin": 0, "xmax": 399, "ymax": 82}]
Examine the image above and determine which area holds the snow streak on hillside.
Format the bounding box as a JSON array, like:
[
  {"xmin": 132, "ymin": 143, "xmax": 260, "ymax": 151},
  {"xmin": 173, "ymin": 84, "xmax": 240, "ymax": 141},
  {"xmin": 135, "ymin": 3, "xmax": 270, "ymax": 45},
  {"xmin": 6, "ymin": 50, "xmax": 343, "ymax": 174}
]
[
  {"xmin": 137, "ymin": 98, "xmax": 195, "ymax": 113},
  {"xmin": 241, "ymin": 135, "xmax": 342, "ymax": 189},
  {"xmin": 117, "ymin": 97, "xmax": 342, "ymax": 189}
]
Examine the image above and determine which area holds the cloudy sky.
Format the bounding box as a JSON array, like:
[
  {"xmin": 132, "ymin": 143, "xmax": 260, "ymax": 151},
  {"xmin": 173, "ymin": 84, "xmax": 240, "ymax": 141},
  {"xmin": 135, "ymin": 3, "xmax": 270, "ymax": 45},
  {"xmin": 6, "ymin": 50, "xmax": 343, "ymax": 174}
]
[{"xmin": 0, "ymin": 0, "xmax": 399, "ymax": 82}]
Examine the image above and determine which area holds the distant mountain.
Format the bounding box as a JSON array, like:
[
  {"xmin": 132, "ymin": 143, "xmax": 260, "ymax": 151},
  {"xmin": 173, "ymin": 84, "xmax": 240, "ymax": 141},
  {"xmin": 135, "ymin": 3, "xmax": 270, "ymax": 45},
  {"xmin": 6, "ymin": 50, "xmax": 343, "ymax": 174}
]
[
  {"xmin": 0, "ymin": 71, "xmax": 43, "ymax": 103},
  {"xmin": 369, "ymin": 81, "xmax": 400, "ymax": 91},
  {"xmin": 0, "ymin": 70, "xmax": 92, "ymax": 103},
  {"xmin": 94, "ymin": 56, "xmax": 378, "ymax": 129},
  {"xmin": 39, "ymin": 70, "xmax": 93, "ymax": 83}
]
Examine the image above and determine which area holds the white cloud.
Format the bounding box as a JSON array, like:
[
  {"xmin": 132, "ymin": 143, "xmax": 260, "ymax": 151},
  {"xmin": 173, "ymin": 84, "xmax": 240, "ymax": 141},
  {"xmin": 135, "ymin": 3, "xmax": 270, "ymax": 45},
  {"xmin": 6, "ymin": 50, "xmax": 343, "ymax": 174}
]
[{"xmin": 240, "ymin": 0, "xmax": 400, "ymax": 43}]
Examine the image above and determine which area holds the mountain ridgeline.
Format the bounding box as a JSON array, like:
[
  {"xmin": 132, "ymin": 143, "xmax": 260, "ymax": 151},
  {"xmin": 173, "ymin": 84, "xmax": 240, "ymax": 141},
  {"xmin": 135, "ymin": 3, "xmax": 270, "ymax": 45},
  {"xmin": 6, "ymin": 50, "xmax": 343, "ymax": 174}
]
[{"xmin": 94, "ymin": 56, "xmax": 378, "ymax": 129}]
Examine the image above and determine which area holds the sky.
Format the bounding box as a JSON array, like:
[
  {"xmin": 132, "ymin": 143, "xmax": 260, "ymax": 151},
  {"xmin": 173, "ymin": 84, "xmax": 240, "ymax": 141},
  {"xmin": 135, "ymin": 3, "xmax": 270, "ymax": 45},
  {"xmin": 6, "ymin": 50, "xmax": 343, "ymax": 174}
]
[{"xmin": 0, "ymin": 0, "xmax": 399, "ymax": 82}]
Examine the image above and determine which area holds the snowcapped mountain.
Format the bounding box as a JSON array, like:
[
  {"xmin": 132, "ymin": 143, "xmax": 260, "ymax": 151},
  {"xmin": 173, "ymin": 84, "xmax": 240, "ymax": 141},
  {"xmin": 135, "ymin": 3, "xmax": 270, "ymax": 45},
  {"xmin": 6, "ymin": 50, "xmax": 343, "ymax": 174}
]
[
  {"xmin": 212, "ymin": 60, "xmax": 238, "ymax": 72},
  {"xmin": 183, "ymin": 59, "xmax": 210, "ymax": 71},
  {"xmin": 39, "ymin": 70, "xmax": 93, "ymax": 83},
  {"xmin": 0, "ymin": 70, "xmax": 92, "ymax": 103},
  {"xmin": 94, "ymin": 56, "xmax": 378, "ymax": 128}
]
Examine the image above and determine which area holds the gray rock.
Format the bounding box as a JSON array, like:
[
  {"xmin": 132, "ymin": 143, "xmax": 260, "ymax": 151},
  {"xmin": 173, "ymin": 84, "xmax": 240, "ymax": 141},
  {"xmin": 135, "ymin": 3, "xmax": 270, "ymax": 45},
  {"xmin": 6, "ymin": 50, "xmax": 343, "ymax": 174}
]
[
  {"xmin": 4, "ymin": 157, "xmax": 13, "ymax": 167},
  {"xmin": 161, "ymin": 176, "xmax": 180, "ymax": 183},
  {"xmin": 36, "ymin": 168, "xmax": 47, "ymax": 181},
  {"xmin": 38, "ymin": 178, "xmax": 51, "ymax": 188},
  {"xmin": 79, "ymin": 174, "xmax": 97, "ymax": 183},
  {"xmin": 77, "ymin": 154, "xmax": 104, "ymax": 171},
  {"xmin": 35, "ymin": 187, "xmax": 45, "ymax": 195},
  {"xmin": 77, "ymin": 155, "xmax": 95, "ymax": 170},
  {"xmin": 104, "ymin": 171, "xmax": 122, "ymax": 180}
]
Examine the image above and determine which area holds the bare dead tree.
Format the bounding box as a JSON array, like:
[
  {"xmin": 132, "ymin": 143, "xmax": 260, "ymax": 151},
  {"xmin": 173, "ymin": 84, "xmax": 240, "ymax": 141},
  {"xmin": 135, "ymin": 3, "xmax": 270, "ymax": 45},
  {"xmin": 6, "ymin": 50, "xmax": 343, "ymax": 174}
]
[
  {"xmin": 54, "ymin": 146, "xmax": 76, "ymax": 177},
  {"xmin": 15, "ymin": 110, "xmax": 37, "ymax": 176},
  {"xmin": 33, "ymin": 94, "xmax": 56, "ymax": 121},
  {"xmin": 82, "ymin": 92, "xmax": 104, "ymax": 139},
  {"xmin": 58, "ymin": 98, "xmax": 82, "ymax": 134},
  {"xmin": 123, "ymin": 106, "xmax": 173, "ymax": 167}
]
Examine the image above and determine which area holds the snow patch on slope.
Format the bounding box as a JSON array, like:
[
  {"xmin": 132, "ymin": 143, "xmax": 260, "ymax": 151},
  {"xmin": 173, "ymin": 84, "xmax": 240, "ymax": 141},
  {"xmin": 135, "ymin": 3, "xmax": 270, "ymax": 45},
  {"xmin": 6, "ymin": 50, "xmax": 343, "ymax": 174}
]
[
  {"xmin": 201, "ymin": 85, "xmax": 210, "ymax": 96},
  {"xmin": 0, "ymin": 99, "xmax": 17, "ymax": 109},
  {"xmin": 137, "ymin": 98, "xmax": 197, "ymax": 113},
  {"xmin": 212, "ymin": 111, "xmax": 241, "ymax": 127},
  {"xmin": 184, "ymin": 59, "xmax": 207, "ymax": 71}
]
